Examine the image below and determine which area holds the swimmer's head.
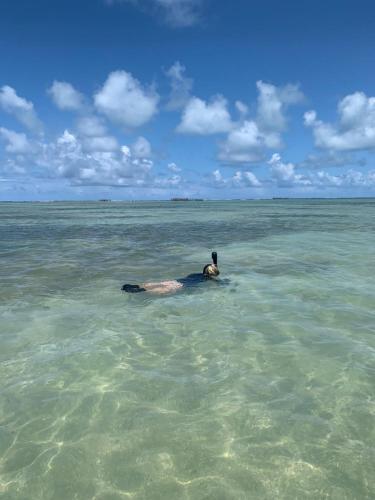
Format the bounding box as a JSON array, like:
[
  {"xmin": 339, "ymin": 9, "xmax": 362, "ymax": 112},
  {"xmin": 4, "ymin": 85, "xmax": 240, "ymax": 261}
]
[
  {"xmin": 203, "ymin": 251, "xmax": 220, "ymax": 278},
  {"xmin": 203, "ymin": 264, "xmax": 220, "ymax": 278}
]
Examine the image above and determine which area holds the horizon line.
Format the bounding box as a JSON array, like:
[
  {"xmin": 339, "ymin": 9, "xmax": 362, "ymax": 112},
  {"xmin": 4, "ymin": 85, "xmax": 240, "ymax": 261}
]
[{"xmin": 1, "ymin": 196, "xmax": 375, "ymax": 203}]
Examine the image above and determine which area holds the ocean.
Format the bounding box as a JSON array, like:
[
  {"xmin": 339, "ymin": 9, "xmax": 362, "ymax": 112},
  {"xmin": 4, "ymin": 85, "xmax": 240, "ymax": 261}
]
[{"xmin": 1, "ymin": 199, "xmax": 375, "ymax": 499}]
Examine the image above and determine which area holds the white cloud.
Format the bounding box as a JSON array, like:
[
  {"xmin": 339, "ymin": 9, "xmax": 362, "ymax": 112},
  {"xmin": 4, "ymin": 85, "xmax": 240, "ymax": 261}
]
[
  {"xmin": 154, "ymin": 173, "xmax": 182, "ymax": 187},
  {"xmin": 76, "ymin": 115, "xmax": 107, "ymax": 137},
  {"xmin": 131, "ymin": 136, "xmax": 152, "ymax": 158},
  {"xmin": 233, "ymin": 170, "xmax": 262, "ymax": 187},
  {"xmin": 165, "ymin": 61, "xmax": 193, "ymax": 110},
  {"xmin": 0, "ymin": 157, "xmax": 27, "ymax": 176},
  {"xmin": 304, "ymin": 110, "xmax": 317, "ymax": 127},
  {"xmin": 0, "ymin": 86, "xmax": 43, "ymax": 133},
  {"xmin": 304, "ymin": 91, "xmax": 375, "ymax": 151},
  {"xmin": 0, "ymin": 127, "xmax": 32, "ymax": 154},
  {"xmin": 34, "ymin": 130, "xmax": 154, "ymax": 186},
  {"xmin": 94, "ymin": 71, "xmax": 159, "ymax": 128},
  {"xmin": 57, "ymin": 129, "xmax": 77, "ymax": 147},
  {"xmin": 219, "ymin": 120, "xmax": 268, "ymax": 164},
  {"xmin": 168, "ymin": 162, "xmax": 181, "ymax": 172},
  {"xmin": 82, "ymin": 135, "xmax": 119, "ymax": 152},
  {"xmin": 219, "ymin": 125, "xmax": 259, "ymax": 164},
  {"xmin": 48, "ymin": 81, "xmax": 84, "ymax": 111},
  {"xmin": 218, "ymin": 81, "xmax": 304, "ymax": 165},
  {"xmin": 212, "ymin": 169, "xmax": 223, "ymax": 184},
  {"xmin": 268, "ymin": 153, "xmax": 375, "ymax": 189},
  {"xmin": 177, "ymin": 95, "xmax": 233, "ymax": 134},
  {"xmin": 75, "ymin": 114, "xmax": 118, "ymax": 151},
  {"xmin": 314, "ymin": 169, "xmax": 375, "ymax": 188},
  {"xmin": 211, "ymin": 168, "xmax": 261, "ymax": 188},
  {"xmin": 269, "ymin": 153, "xmax": 311, "ymax": 187},
  {"xmin": 314, "ymin": 170, "xmax": 343, "ymax": 187},
  {"xmin": 243, "ymin": 171, "xmax": 262, "ymax": 187},
  {"xmin": 0, "ymin": 129, "xmax": 183, "ymax": 189},
  {"xmin": 257, "ymin": 80, "xmax": 304, "ymax": 132}
]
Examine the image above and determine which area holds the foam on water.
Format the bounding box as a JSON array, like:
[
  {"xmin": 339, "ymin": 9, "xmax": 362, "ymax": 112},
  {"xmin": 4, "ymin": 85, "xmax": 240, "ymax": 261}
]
[{"xmin": 1, "ymin": 200, "xmax": 375, "ymax": 499}]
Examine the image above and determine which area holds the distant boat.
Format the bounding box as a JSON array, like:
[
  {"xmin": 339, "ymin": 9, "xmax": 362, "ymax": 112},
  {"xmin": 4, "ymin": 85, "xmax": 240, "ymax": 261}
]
[{"xmin": 98, "ymin": 199, "xmax": 111, "ymax": 202}]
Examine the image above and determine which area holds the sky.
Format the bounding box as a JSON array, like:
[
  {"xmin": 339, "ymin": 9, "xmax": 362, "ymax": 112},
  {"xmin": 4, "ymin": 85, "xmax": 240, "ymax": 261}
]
[{"xmin": 1, "ymin": 0, "xmax": 375, "ymax": 200}]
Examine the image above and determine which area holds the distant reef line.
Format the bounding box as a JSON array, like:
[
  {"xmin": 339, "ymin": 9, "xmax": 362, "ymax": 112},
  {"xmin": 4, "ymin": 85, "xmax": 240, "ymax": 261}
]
[{"xmin": 1, "ymin": 197, "xmax": 375, "ymax": 203}]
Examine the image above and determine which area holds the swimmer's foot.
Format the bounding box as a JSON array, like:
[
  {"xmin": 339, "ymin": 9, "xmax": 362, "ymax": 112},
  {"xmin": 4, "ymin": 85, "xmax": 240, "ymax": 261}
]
[{"xmin": 121, "ymin": 284, "xmax": 146, "ymax": 293}]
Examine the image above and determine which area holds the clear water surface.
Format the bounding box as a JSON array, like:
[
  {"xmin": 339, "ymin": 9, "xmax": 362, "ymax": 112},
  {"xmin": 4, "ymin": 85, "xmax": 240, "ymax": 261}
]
[{"xmin": 0, "ymin": 199, "xmax": 374, "ymax": 499}]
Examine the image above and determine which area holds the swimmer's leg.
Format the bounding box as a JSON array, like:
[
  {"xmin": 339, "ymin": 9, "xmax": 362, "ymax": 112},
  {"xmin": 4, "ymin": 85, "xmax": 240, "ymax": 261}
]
[{"xmin": 121, "ymin": 284, "xmax": 146, "ymax": 293}]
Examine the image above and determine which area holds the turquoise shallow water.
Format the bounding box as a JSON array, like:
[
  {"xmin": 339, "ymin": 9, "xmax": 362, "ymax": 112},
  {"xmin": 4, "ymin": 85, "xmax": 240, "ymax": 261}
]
[{"xmin": 1, "ymin": 199, "xmax": 375, "ymax": 499}]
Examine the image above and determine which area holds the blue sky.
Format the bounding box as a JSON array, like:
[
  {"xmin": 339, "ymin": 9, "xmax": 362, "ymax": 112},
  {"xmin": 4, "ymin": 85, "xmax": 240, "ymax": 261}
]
[{"xmin": 1, "ymin": 0, "xmax": 375, "ymax": 200}]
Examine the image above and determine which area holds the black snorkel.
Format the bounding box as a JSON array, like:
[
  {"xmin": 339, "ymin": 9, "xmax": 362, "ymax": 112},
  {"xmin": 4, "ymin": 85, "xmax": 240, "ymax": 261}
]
[{"xmin": 212, "ymin": 251, "xmax": 218, "ymax": 266}]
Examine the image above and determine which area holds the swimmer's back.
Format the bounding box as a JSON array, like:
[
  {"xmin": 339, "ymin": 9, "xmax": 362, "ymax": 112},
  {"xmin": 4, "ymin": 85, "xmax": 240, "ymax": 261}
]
[
  {"xmin": 177, "ymin": 273, "xmax": 206, "ymax": 287},
  {"xmin": 121, "ymin": 251, "xmax": 221, "ymax": 294}
]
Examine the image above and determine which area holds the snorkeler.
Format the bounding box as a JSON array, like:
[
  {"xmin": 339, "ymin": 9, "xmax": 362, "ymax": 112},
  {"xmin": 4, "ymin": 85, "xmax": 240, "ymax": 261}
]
[{"xmin": 122, "ymin": 251, "xmax": 220, "ymax": 294}]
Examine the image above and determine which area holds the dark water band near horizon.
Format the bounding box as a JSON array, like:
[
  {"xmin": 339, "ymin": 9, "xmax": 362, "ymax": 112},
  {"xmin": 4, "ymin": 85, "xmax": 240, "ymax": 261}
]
[{"xmin": 1, "ymin": 199, "xmax": 375, "ymax": 499}]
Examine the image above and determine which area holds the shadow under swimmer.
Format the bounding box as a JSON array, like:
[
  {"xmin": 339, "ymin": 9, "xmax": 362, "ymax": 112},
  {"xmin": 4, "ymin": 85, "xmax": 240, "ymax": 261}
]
[{"xmin": 122, "ymin": 251, "xmax": 222, "ymax": 295}]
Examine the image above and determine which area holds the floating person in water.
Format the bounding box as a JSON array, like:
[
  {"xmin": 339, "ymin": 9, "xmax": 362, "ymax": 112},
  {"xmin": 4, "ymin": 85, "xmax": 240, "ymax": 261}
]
[{"xmin": 122, "ymin": 252, "xmax": 220, "ymax": 294}]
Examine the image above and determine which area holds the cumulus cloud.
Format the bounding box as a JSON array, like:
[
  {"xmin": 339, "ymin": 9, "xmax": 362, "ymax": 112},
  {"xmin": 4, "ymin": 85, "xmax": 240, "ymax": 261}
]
[
  {"xmin": 234, "ymin": 170, "xmax": 262, "ymax": 187},
  {"xmin": 181, "ymin": 81, "xmax": 302, "ymax": 163},
  {"xmin": 269, "ymin": 153, "xmax": 311, "ymax": 187},
  {"xmin": 257, "ymin": 81, "xmax": 304, "ymax": 132},
  {"xmin": 0, "ymin": 86, "xmax": 43, "ymax": 133},
  {"xmin": 74, "ymin": 114, "xmax": 118, "ymax": 152},
  {"xmin": 0, "ymin": 127, "xmax": 32, "ymax": 154},
  {"xmin": 82, "ymin": 135, "xmax": 119, "ymax": 152},
  {"xmin": 219, "ymin": 81, "xmax": 304, "ymax": 165},
  {"xmin": 154, "ymin": 173, "xmax": 182, "ymax": 187},
  {"xmin": 177, "ymin": 95, "xmax": 233, "ymax": 134},
  {"xmin": 211, "ymin": 168, "xmax": 261, "ymax": 188},
  {"xmin": 0, "ymin": 128, "xmax": 182, "ymax": 189},
  {"xmin": 33, "ymin": 130, "xmax": 154, "ymax": 186},
  {"xmin": 314, "ymin": 169, "xmax": 375, "ymax": 188},
  {"xmin": 94, "ymin": 71, "xmax": 159, "ymax": 128},
  {"xmin": 165, "ymin": 61, "xmax": 193, "ymax": 110},
  {"xmin": 48, "ymin": 81, "xmax": 85, "ymax": 111},
  {"xmin": 76, "ymin": 115, "xmax": 107, "ymax": 137},
  {"xmin": 304, "ymin": 91, "xmax": 375, "ymax": 151},
  {"xmin": 268, "ymin": 153, "xmax": 375, "ymax": 189},
  {"xmin": 218, "ymin": 120, "xmax": 278, "ymax": 164}
]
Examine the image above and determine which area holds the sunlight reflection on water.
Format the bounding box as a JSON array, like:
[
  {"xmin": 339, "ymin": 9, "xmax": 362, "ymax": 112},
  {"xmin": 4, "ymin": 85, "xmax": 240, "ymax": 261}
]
[{"xmin": 1, "ymin": 199, "xmax": 375, "ymax": 499}]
